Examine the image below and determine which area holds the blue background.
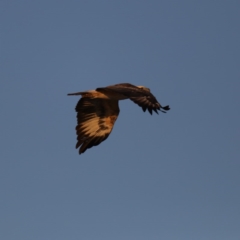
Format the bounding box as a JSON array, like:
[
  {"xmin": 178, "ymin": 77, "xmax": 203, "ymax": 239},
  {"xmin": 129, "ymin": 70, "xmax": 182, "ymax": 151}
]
[{"xmin": 1, "ymin": 1, "xmax": 240, "ymax": 239}]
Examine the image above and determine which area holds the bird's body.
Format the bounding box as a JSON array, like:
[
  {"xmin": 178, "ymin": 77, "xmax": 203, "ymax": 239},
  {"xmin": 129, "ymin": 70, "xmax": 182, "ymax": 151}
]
[{"xmin": 68, "ymin": 83, "xmax": 170, "ymax": 154}]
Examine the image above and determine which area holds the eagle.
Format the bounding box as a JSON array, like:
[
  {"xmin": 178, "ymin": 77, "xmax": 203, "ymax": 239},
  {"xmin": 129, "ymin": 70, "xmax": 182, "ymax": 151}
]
[{"xmin": 68, "ymin": 83, "xmax": 170, "ymax": 154}]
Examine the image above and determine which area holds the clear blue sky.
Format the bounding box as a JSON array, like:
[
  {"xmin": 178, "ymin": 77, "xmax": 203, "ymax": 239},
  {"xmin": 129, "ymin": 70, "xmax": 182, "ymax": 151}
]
[{"xmin": 1, "ymin": 1, "xmax": 240, "ymax": 239}]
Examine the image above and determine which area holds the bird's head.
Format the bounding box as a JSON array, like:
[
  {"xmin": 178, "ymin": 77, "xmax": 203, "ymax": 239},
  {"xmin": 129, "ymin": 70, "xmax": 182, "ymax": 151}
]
[{"xmin": 137, "ymin": 86, "xmax": 150, "ymax": 92}]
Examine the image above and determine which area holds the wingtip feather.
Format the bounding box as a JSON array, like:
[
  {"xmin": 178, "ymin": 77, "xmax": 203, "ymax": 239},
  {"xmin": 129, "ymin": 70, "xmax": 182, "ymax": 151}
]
[
  {"xmin": 148, "ymin": 108, "xmax": 153, "ymax": 115},
  {"xmin": 162, "ymin": 105, "xmax": 170, "ymax": 111}
]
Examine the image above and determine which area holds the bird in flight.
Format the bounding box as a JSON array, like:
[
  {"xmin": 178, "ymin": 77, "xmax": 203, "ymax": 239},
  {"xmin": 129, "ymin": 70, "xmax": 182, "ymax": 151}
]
[{"xmin": 68, "ymin": 83, "xmax": 170, "ymax": 154}]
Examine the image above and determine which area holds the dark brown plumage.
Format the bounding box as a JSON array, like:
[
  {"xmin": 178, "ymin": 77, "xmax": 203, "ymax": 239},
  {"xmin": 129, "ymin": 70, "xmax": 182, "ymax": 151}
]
[{"xmin": 68, "ymin": 83, "xmax": 170, "ymax": 154}]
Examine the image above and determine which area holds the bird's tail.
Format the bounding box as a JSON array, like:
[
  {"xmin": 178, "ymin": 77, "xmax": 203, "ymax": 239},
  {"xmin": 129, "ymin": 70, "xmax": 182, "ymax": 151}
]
[
  {"xmin": 67, "ymin": 90, "xmax": 104, "ymax": 98},
  {"xmin": 67, "ymin": 92, "xmax": 85, "ymax": 96}
]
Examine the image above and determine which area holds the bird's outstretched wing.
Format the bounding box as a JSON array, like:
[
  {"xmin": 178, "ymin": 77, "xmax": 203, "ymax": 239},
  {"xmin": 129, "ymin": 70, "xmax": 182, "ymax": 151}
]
[
  {"xmin": 74, "ymin": 98, "xmax": 119, "ymax": 154},
  {"xmin": 97, "ymin": 83, "xmax": 170, "ymax": 115}
]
